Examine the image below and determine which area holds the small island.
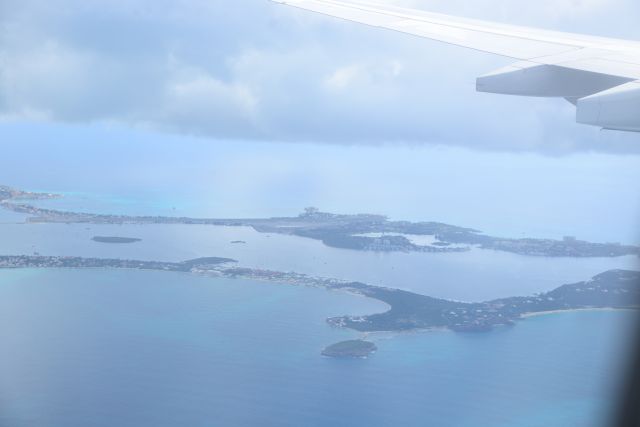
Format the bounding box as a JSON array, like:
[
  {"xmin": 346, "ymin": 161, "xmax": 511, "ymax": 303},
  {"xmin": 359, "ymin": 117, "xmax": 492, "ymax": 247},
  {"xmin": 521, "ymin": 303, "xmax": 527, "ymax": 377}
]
[
  {"xmin": 230, "ymin": 241, "xmax": 247, "ymax": 244},
  {"xmin": 2, "ymin": 185, "xmax": 638, "ymax": 258},
  {"xmin": 2, "ymin": 198, "xmax": 637, "ymax": 258},
  {"xmin": 92, "ymin": 236, "xmax": 142, "ymax": 244},
  {"xmin": 321, "ymin": 340, "xmax": 377, "ymax": 358}
]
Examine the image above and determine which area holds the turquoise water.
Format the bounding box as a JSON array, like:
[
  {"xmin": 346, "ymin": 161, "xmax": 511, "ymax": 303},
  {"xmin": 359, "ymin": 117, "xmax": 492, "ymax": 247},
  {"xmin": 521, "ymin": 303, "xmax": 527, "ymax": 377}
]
[
  {"xmin": 27, "ymin": 191, "xmax": 188, "ymax": 218},
  {"xmin": 0, "ymin": 268, "xmax": 635, "ymax": 427}
]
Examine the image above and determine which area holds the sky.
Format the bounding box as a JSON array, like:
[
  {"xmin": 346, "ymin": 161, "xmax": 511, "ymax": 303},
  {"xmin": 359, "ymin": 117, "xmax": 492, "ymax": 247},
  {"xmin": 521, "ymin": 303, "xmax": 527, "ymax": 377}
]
[
  {"xmin": 1, "ymin": 0, "xmax": 640, "ymax": 153},
  {"xmin": 1, "ymin": 0, "xmax": 640, "ymax": 244}
]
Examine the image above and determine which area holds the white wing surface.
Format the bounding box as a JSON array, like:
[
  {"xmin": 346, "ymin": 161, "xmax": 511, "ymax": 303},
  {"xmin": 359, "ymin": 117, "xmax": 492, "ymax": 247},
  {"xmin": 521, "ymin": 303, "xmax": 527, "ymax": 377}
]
[{"xmin": 272, "ymin": 0, "xmax": 640, "ymax": 132}]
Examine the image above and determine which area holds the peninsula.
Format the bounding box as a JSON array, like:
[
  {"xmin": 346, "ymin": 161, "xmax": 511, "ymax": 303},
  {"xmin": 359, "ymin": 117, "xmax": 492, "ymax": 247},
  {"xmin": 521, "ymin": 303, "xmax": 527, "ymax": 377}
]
[
  {"xmin": 1, "ymin": 186, "xmax": 638, "ymax": 259},
  {"xmin": 0, "ymin": 255, "xmax": 637, "ymax": 334},
  {"xmin": 0, "ymin": 185, "xmax": 61, "ymax": 201},
  {"xmin": 0, "ymin": 255, "xmax": 236, "ymax": 272}
]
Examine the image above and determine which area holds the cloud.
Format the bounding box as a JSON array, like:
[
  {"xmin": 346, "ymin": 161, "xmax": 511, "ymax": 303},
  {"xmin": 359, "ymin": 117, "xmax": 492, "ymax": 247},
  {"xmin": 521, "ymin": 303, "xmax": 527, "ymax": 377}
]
[
  {"xmin": 1, "ymin": 0, "xmax": 640, "ymax": 153},
  {"xmin": 138, "ymin": 58, "xmax": 261, "ymax": 138}
]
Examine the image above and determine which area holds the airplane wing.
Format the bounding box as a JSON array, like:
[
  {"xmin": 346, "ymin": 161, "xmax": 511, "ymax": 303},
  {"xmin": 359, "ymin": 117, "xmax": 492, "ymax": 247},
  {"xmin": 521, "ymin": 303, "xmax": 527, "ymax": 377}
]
[{"xmin": 271, "ymin": 0, "xmax": 640, "ymax": 132}]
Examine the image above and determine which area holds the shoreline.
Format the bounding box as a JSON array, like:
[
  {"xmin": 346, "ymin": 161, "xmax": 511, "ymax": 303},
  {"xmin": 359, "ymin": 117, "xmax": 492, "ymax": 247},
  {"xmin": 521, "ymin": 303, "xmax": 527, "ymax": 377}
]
[
  {"xmin": 1, "ymin": 256, "xmax": 639, "ymax": 336},
  {"xmin": 2, "ymin": 185, "xmax": 639, "ymax": 259},
  {"xmin": 521, "ymin": 307, "xmax": 638, "ymax": 319}
]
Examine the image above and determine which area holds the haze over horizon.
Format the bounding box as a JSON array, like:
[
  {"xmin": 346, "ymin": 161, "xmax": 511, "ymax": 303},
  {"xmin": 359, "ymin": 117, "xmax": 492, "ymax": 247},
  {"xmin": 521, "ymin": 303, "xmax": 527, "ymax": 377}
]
[
  {"xmin": 1, "ymin": 0, "xmax": 640, "ymax": 243},
  {"xmin": 2, "ymin": 122, "xmax": 640, "ymax": 246}
]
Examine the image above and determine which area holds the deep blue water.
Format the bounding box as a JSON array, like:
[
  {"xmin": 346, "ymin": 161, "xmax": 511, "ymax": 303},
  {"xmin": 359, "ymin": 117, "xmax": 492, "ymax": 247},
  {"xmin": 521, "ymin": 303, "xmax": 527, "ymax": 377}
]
[{"xmin": 0, "ymin": 268, "xmax": 636, "ymax": 427}]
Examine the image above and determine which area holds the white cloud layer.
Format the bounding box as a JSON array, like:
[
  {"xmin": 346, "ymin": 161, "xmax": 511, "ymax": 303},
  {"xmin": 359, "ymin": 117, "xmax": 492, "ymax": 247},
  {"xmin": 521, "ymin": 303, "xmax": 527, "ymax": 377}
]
[{"xmin": 1, "ymin": 0, "xmax": 640, "ymax": 153}]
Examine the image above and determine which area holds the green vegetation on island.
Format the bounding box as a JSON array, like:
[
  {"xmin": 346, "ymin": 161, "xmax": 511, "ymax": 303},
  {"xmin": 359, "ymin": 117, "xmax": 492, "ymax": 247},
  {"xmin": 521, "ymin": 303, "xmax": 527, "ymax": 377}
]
[
  {"xmin": 328, "ymin": 270, "xmax": 640, "ymax": 333},
  {"xmin": 0, "ymin": 255, "xmax": 637, "ymax": 335},
  {"xmin": 92, "ymin": 236, "xmax": 142, "ymax": 244},
  {"xmin": 0, "ymin": 255, "xmax": 236, "ymax": 272},
  {"xmin": 321, "ymin": 340, "xmax": 377, "ymax": 358},
  {"xmin": 1, "ymin": 188, "xmax": 637, "ymax": 258}
]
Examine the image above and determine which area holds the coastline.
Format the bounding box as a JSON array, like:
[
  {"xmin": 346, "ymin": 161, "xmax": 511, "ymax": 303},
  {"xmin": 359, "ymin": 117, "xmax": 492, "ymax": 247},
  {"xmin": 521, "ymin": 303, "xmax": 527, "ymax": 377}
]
[
  {"xmin": 2, "ymin": 255, "xmax": 639, "ymax": 335},
  {"xmin": 2, "ymin": 184, "xmax": 639, "ymax": 259},
  {"xmin": 520, "ymin": 307, "xmax": 638, "ymax": 319}
]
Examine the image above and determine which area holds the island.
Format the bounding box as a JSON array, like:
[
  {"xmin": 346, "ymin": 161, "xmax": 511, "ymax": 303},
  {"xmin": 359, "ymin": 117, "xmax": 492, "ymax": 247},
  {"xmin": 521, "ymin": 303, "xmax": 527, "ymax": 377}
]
[
  {"xmin": 321, "ymin": 340, "xmax": 377, "ymax": 358},
  {"xmin": 327, "ymin": 270, "xmax": 640, "ymax": 332},
  {"xmin": 0, "ymin": 255, "xmax": 638, "ymax": 335},
  {"xmin": 92, "ymin": 236, "xmax": 142, "ymax": 244},
  {"xmin": 1, "ymin": 185, "xmax": 637, "ymax": 258},
  {"xmin": 0, "ymin": 185, "xmax": 61, "ymax": 201},
  {"xmin": 0, "ymin": 255, "xmax": 237, "ymax": 272},
  {"xmin": 2, "ymin": 185, "xmax": 639, "ymax": 359}
]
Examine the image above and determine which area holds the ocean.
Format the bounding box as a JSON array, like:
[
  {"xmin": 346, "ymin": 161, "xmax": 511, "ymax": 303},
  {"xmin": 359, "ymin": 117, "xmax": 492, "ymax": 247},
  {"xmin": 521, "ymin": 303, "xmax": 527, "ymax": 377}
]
[
  {"xmin": 0, "ymin": 268, "xmax": 635, "ymax": 427},
  {"xmin": 0, "ymin": 179, "xmax": 638, "ymax": 426}
]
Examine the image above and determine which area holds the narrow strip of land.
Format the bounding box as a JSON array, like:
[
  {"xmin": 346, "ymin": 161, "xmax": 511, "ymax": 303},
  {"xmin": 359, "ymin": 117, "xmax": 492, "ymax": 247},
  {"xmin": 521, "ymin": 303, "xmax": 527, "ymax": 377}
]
[
  {"xmin": 1, "ymin": 186, "xmax": 638, "ymax": 258},
  {"xmin": 1, "ymin": 255, "xmax": 637, "ymax": 333}
]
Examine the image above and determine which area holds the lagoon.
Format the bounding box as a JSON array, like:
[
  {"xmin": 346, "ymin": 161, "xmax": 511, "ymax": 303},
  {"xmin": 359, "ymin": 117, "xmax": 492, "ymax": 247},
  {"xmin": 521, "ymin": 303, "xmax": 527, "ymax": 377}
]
[{"xmin": 0, "ymin": 219, "xmax": 636, "ymax": 302}]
